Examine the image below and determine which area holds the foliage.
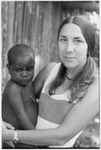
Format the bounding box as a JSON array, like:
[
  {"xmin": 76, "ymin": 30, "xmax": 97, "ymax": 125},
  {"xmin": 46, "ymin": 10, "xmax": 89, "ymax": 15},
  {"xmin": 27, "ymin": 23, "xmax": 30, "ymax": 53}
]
[{"xmin": 74, "ymin": 114, "xmax": 100, "ymax": 148}]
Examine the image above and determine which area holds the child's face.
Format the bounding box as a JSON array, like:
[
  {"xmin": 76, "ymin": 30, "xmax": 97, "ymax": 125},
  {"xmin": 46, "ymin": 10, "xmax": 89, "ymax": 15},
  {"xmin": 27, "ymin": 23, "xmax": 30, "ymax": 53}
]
[{"xmin": 9, "ymin": 54, "xmax": 35, "ymax": 86}]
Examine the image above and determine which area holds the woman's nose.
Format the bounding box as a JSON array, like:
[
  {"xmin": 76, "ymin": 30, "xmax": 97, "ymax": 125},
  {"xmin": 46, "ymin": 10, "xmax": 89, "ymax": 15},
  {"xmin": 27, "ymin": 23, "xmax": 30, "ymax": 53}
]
[{"xmin": 66, "ymin": 41, "xmax": 74, "ymax": 53}]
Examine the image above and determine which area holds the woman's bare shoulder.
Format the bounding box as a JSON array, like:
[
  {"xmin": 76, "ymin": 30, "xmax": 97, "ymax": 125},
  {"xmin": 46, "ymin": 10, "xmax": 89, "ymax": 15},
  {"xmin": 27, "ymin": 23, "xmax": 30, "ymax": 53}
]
[
  {"xmin": 90, "ymin": 67, "xmax": 99, "ymax": 94},
  {"xmin": 34, "ymin": 62, "xmax": 57, "ymax": 82},
  {"xmin": 32, "ymin": 62, "xmax": 57, "ymax": 98}
]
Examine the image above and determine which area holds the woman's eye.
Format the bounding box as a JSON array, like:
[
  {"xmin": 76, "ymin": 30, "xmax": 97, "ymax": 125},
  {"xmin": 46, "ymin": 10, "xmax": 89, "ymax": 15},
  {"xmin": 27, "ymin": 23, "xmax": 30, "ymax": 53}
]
[
  {"xmin": 59, "ymin": 38, "xmax": 67, "ymax": 42},
  {"xmin": 74, "ymin": 39, "xmax": 83, "ymax": 44}
]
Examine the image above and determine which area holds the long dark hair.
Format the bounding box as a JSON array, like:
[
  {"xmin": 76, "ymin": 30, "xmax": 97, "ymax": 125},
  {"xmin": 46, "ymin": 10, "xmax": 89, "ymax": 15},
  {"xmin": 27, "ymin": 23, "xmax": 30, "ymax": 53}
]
[
  {"xmin": 48, "ymin": 15, "xmax": 97, "ymax": 103},
  {"xmin": 48, "ymin": 57, "xmax": 96, "ymax": 103}
]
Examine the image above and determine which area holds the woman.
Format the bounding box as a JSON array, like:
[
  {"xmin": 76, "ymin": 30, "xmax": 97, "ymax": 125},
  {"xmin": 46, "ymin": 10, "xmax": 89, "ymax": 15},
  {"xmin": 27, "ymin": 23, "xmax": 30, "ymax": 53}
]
[{"xmin": 3, "ymin": 15, "xmax": 99, "ymax": 147}]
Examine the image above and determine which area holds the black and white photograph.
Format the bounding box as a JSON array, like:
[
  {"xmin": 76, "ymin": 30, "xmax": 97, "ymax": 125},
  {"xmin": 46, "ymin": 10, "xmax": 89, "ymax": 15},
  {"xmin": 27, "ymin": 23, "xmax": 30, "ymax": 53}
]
[{"xmin": 1, "ymin": 1, "xmax": 100, "ymax": 149}]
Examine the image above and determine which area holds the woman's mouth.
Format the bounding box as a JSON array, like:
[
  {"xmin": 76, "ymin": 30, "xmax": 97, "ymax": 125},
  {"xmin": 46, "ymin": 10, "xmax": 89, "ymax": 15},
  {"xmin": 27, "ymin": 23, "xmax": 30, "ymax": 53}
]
[{"xmin": 63, "ymin": 56, "xmax": 75, "ymax": 60}]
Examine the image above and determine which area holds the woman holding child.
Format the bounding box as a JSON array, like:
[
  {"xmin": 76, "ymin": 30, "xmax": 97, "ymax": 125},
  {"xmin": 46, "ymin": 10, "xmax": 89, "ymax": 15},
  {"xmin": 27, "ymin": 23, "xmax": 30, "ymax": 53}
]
[{"xmin": 2, "ymin": 15, "xmax": 99, "ymax": 147}]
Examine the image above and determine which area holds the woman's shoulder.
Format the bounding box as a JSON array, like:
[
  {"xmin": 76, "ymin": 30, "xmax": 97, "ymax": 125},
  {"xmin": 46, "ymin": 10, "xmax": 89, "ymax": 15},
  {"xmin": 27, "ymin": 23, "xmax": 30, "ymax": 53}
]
[
  {"xmin": 92, "ymin": 57, "xmax": 99, "ymax": 81},
  {"xmin": 35, "ymin": 62, "xmax": 57, "ymax": 81},
  {"xmin": 32, "ymin": 62, "xmax": 58, "ymax": 98},
  {"xmin": 43, "ymin": 62, "xmax": 58, "ymax": 74},
  {"xmin": 93, "ymin": 63, "xmax": 99, "ymax": 86},
  {"xmin": 43, "ymin": 62, "xmax": 59, "ymax": 71},
  {"xmin": 85, "ymin": 68, "xmax": 99, "ymax": 104}
]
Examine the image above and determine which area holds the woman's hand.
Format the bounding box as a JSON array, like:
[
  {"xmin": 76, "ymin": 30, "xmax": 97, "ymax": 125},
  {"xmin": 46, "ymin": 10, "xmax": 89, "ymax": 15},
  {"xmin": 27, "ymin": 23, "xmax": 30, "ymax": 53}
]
[
  {"xmin": 3, "ymin": 121, "xmax": 15, "ymax": 130},
  {"xmin": 2, "ymin": 121, "xmax": 15, "ymax": 148}
]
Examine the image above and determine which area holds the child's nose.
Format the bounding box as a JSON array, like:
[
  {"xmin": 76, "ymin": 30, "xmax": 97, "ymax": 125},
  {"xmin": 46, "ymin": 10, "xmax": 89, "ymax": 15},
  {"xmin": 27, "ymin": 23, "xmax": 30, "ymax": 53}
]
[{"xmin": 22, "ymin": 71, "xmax": 28, "ymax": 77}]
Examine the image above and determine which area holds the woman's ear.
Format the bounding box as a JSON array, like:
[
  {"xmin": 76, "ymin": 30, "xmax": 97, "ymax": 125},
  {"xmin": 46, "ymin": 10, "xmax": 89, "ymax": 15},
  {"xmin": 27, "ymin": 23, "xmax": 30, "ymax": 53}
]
[{"xmin": 87, "ymin": 50, "xmax": 90, "ymax": 57}]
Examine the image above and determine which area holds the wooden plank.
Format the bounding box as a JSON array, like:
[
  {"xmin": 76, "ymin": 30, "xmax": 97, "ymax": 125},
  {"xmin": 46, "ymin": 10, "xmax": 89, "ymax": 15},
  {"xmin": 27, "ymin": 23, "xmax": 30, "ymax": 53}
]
[
  {"xmin": 2, "ymin": 2, "xmax": 10, "ymax": 87},
  {"xmin": 13, "ymin": 2, "xmax": 24, "ymax": 44},
  {"xmin": 7, "ymin": 2, "xmax": 15, "ymax": 48}
]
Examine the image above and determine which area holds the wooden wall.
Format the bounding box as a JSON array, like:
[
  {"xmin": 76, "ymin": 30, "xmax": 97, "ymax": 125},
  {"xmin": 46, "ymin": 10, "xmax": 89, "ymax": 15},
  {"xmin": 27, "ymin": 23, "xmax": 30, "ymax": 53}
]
[{"xmin": 2, "ymin": 1, "xmax": 62, "ymax": 88}]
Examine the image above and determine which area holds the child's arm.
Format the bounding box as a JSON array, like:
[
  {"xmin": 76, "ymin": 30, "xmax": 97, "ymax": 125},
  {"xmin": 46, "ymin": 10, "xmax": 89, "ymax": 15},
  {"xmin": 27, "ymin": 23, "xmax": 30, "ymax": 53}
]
[{"xmin": 6, "ymin": 84, "xmax": 35, "ymax": 130}]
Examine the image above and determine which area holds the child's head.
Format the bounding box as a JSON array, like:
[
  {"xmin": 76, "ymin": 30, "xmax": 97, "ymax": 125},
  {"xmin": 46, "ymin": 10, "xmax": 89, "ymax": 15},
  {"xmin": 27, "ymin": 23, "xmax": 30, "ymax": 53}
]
[{"xmin": 7, "ymin": 44, "xmax": 35, "ymax": 86}]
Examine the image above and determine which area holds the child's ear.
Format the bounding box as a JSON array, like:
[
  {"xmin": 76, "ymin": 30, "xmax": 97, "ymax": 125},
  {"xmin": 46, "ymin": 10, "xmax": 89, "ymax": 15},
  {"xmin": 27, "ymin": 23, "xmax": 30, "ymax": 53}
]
[
  {"xmin": 7, "ymin": 64, "xmax": 11, "ymax": 74},
  {"xmin": 7, "ymin": 64, "xmax": 9, "ymax": 69}
]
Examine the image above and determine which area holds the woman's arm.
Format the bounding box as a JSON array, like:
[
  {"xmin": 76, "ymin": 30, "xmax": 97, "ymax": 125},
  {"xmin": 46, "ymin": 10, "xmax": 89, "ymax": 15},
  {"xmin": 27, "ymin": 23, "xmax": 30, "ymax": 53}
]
[
  {"xmin": 3, "ymin": 121, "xmax": 15, "ymax": 130},
  {"xmin": 32, "ymin": 62, "xmax": 56, "ymax": 99},
  {"xmin": 2, "ymin": 122, "xmax": 15, "ymax": 148},
  {"xmin": 2, "ymin": 121, "xmax": 15, "ymax": 143},
  {"xmin": 16, "ymin": 78, "xmax": 99, "ymax": 146}
]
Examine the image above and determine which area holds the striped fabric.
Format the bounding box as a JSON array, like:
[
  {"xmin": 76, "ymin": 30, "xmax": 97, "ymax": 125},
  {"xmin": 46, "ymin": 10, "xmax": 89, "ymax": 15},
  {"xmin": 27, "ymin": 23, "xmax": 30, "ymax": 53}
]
[{"xmin": 36, "ymin": 63, "xmax": 82, "ymax": 147}]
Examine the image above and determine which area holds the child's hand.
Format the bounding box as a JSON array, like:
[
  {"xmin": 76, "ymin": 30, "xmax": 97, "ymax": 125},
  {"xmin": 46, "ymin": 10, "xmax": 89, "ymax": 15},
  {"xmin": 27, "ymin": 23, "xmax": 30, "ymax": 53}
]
[{"xmin": 3, "ymin": 121, "xmax": 15, "ymax": 130}]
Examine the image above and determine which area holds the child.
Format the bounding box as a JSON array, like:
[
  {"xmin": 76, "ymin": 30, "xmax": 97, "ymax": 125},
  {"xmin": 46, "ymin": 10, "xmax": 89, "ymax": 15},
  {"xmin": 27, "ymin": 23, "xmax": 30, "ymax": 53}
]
[{"xmin": 2, "ymin": 44, "xmax": 38, "ymax": 148}]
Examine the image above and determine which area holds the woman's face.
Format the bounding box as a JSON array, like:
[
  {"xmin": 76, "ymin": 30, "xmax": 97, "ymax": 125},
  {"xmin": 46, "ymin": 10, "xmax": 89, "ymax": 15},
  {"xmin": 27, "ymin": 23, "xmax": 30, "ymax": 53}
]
[{"xmin": 58, "ymin": 23, "xmax": 88, "ymax": 69}]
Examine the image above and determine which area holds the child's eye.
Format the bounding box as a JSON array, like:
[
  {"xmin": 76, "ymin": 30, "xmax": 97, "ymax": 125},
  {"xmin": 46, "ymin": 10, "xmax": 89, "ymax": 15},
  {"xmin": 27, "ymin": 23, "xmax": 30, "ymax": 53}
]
[
  {"xmin": 15, "ymin": 68, "xmax": 23, "ymax": 72},
  {"xmin": 27, "ymin": 66, "xmax": 34, "ymax": 71}
]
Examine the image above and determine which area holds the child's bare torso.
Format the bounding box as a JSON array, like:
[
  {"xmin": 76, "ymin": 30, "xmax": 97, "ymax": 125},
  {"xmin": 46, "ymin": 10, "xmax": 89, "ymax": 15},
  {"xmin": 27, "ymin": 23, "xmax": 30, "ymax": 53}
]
[{"xmin": 2, "ymin": 80, "xmax": 38, "ymax": 129}]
